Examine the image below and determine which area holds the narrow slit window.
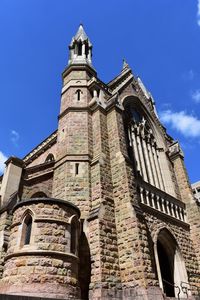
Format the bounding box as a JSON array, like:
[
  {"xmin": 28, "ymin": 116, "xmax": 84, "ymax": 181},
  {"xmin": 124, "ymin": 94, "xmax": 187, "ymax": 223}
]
[
  {"xmin": 75, "ymin": 163, "xmax": 79, "ymax": 175},
  {"xmin": 77, "ymin": 89, "xmax": 81, "ymax": 101}
]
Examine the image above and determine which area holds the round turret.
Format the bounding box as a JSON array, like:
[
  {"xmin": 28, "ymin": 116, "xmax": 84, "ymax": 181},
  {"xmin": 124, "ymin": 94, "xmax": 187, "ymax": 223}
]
[{"xmin": 0, "ymin": 198, "xmax": 80, "ymax": 299}]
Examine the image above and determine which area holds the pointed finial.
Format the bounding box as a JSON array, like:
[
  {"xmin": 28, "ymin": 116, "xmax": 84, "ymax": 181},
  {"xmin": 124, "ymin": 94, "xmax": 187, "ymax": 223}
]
[
  {"xmin": 122, "ymin": 58, "xmax": 130, "ymax": 70},
  {"xmin": 74, "ymin": 23, "xmax": 89, "ymax": 41}
]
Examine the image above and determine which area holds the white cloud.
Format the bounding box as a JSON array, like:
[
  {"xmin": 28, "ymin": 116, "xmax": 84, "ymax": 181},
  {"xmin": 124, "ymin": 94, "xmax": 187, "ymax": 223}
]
[
  {"xmin": 10, "ymin": 130, "xmax": 19, "ymax": 146},
  {"xmin": 159, "ymin": 110, "xmax": 200, "ymax": 138},
  {"xmin": 182, "ymin": 70, "xmax": 194, "ymax": 81},
  {"xmin": 192, "ymin": 89, "xmax": 200, "ymax": 103},
  {"xmin": 197, "ymin": 0, "xmax": 200, "ymax": 26},
  {"xmin": 188, "ymin": 69, "xmax": 194, "ymax": 80},
  {"xmin": 189, "ymin": 69, "xmax": 194, "ymax": 80},
  {"xmin": 0, "ymin": 151, "xmax": 7, "ymax": 174}
]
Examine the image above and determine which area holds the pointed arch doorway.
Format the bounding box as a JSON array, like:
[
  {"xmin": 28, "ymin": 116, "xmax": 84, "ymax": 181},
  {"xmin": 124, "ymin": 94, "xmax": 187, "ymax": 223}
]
[{"xmin": 154, "ymin": 228, "xmax": 189, "ymax": 298}]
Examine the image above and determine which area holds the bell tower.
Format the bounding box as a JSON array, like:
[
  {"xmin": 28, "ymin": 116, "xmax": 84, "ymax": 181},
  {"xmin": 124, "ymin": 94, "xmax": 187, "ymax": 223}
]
[
  {"xmin": 68, "ymin": 24, "xmax": 92, "ymax": 66},
  {"xmin": 52, "ymin": 25, "xmax": 96, "ymax": 218},
  {"xmin": 52, "ymin": 25, "xmax": 122, "ymax": 299}
]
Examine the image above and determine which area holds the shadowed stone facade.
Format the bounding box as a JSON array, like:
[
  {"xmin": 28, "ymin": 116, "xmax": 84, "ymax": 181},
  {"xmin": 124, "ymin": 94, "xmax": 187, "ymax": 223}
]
[{"xmin": 0, "ymin": 25, "xmax": 199, "ymax": 300}]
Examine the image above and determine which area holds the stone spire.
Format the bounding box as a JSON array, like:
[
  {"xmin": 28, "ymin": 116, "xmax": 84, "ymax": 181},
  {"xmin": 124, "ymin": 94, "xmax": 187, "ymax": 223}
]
[{"xmin": 68, "ymin": 24, "xmax": 92, "ymax": 66}]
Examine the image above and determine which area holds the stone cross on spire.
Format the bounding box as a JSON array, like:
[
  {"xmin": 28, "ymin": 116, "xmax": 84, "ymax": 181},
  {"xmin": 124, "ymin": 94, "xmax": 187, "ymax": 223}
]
[{"xmin": 68, "ymin": 24, "xmax": 93, "ymax": 66}]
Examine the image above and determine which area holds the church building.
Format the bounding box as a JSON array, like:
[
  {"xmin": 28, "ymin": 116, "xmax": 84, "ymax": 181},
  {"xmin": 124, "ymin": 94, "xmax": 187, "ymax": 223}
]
[{"xmin": 0, "ymin": 25, "xmax": 199, "ymax": 300}]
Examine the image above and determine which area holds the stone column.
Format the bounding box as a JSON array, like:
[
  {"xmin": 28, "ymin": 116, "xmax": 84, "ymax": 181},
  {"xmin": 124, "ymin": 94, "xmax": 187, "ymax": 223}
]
[
  {"xmin": 159, "ymin": 149, "xmax": 177, "ymax": 196},
  {"xmin": 88, "ymin": 49, "xmax": 92, "ymax": 63},
  {"xmin": 152, "ymin": 144, "xmax": 164, "ymax": 190},
  {"xmin": 143, "ymin": 136, "xmax": 155, "ymax": 185},
  {"xmin": 169, "ymin": 142, "xmax": 193, "ymax": 204},
  {"xmin": 82, "ymin": 43, "xmax": 86, "ymax": 58},
  {"xmin": 93, "ymin": 89, "xmax": 98, "ymax": 98},
  {"xmin": 136, "ymin": 128, "xmax": 148, "ymax": 182},
  {"xmin": 131, "ymin": 126, "xmax": 141, "ymax": 174},
  {"xmin": 147, "ymin": 140, "xmax": 157, "ymax": 187}
]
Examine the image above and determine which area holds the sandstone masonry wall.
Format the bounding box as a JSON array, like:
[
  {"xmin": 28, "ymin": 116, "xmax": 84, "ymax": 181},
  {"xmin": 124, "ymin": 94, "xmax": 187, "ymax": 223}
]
[
  {"xmin": 0, "ymin": 199, "xmax": 80, "ymax": 299},
  {"xmin": 88, "ymin": 108, "xmax": 121, "ymax": 299}
]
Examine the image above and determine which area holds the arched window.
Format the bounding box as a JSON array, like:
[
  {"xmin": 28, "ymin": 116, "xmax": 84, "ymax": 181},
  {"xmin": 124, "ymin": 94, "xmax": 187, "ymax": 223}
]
[
  {"xmin": 124, "ymin": 100, "xmax": 165, "ymax": 191},
  {"xmin": 70, "ymin": 216, "xmax": 79, "ymax": 255},
  {"xmin": 124, "ymin": 96, "xmax": 178, "ymax": 198},
  {"xmin": 21, "ymin": 214, "xmax": 33, "ymax": 246},
  {"xmin": 45, "ymin": 153, "xmax": 55, "ymax": 163},
  {"xmin": 24, "ymin": 217, "xmax": 32, "ymax": 245}
]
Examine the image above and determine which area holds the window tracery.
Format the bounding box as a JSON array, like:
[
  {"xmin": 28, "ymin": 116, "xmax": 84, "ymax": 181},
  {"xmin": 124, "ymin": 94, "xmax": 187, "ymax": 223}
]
[{"xmin": 125, "ymin": 106, "xmax": 165, "ymax": 191}]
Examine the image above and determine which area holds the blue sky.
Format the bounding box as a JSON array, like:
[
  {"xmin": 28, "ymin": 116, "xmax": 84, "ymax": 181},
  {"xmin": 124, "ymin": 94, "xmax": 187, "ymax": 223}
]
[{"xmin": 0, "ymin": 0, "xmax": 200, "ymax": 184}]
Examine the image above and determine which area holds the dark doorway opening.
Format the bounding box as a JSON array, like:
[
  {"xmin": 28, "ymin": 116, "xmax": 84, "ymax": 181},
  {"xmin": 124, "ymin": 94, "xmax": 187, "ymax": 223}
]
[{"xmin": 157, "ymin": 240, "xmax": 175, "ymax": 297}]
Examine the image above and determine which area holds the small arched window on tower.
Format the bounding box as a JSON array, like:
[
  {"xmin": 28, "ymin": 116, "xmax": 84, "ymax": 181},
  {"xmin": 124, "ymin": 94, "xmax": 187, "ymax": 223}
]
[
  {"xmin": 76, "ymin": 89, "xmax": 82, "ymax": 101},
  {"xmin": 70, "ymin": 216, "xmax": 79, "ymax": 256},
  {"xmin": 45, "ymin": 153, "xmax": 55, "ymax": 163},
  {"xmin": 21, "ymin": 214, "xmax": 33, "ymax": 247}
]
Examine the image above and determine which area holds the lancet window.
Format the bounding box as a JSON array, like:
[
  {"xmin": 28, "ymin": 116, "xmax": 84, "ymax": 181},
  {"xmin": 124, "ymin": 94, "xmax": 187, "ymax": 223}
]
[
  {"xmin": 20, "ymin": 213, "xmax": 33, "ymax": 247},
  {"xmin": 24, "ymin": 217, "xmax": 32, "ymax": 245},
  {"xmin": 125, "ymin": 105, "xmax": 165, "ymax": 191}
]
